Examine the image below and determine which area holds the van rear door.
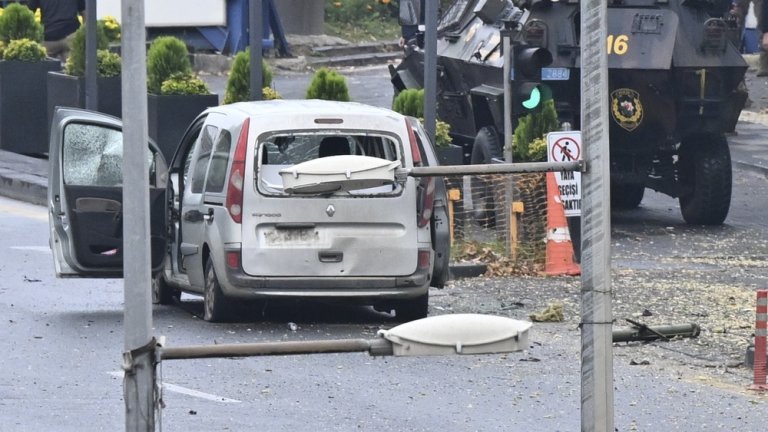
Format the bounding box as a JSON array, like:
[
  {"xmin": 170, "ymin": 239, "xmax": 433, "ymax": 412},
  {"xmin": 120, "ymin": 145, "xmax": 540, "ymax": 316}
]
[{"xmin": 241, "ymin": 131, "xmax": 422, "ymax": 278}]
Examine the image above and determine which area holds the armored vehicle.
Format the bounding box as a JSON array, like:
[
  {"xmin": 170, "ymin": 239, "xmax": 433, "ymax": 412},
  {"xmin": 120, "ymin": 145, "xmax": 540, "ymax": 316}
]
[{"xmin": 391, "ymin": 0, "xmax": 748, "ymax": 225}]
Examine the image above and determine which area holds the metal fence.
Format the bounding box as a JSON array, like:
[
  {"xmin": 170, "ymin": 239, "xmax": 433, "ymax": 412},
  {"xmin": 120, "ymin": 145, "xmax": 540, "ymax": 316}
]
[{"xmin": 443, "ymin": 172, "xmax": 549, "ymax": 276}]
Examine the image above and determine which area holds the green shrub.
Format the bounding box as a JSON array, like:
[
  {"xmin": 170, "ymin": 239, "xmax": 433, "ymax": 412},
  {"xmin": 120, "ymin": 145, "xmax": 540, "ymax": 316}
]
[
  {"xmin": 0, "ymin": 41, "xmax": 6, "ymax": 59},
  {"xmin": 392, "ymin": 88, "xmax": 423, "ymax": 118},
  {"xmin": 65, "ymin": 24, "xmax": 110, "ymax": 76},
  {"xmin": 0, "ymin": 3, "xmax": 43, "ymax": 44},
  {"xmin": 96, "ymin": 49, "xmax": 121, "ymax": 78},
  {"xmin": 262, "ymin": 86, "xmax": 282, "ymax": 100},
  {"xmin": 2, "ymin": 38, "xmax": 45, "ymax": 62},
  {"xmin": 305, "ymin": 67, "xmax": 351, "ymax": 101},
  {"xmin": 325, "ymin": 0, "xmax": 395, "ymax": 24},
  {"xmin": 223, "ymin": 48, "xmax": 273, "ymax": 104},
  {"xmin": 512, "ymin": 99, "xmax": 559, "ymax": 161},
  {"xmin": 160, "ymin": 72, "xmax": 210, "ymax": 95},
  {"xmin": 434, "ymin": 118, "xmax": 453, "ymax": 147},
  {"xmin": 147, "ymin": 36, "xmax": 192, "ymax": 94},
  {"xmin": 99, "ymin": 16, "xmax": 121, "ymax": 43}
]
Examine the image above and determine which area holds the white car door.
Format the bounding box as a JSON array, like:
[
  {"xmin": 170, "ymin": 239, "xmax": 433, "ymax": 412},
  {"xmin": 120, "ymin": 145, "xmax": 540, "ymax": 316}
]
[{"xmin": 48, "ymin": 107, "xmax": 168, "ymax": 278}]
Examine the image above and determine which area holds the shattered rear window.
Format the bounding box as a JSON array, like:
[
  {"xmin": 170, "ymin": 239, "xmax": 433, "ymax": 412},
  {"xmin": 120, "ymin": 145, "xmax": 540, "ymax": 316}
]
[{"xmin": 256, "ymin": 131, "xmax": 402, "ymax": 196}]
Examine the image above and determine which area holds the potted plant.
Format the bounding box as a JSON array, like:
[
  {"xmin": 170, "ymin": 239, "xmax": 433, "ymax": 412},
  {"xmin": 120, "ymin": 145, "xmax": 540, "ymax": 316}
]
[
  {"xmin": 223, "ymin": 47, "xmax": 280, "ymax": 104},
  {"xmin": 392, "ymin": 88, "xmax": 462, "ymax": 165},
  {"xmin": 0, "ymin": 3, "xmax": 60, "ymax": 155},
  {"xmin": 305, "ymin": 67, "xmax": 351, "ymax": 101},
  {"xmin": 146, "ymin": 36, "xmax": 218, "ymax": 161},
  {"xmin": 47, "ymin": 21, "xmax": 122, "ymax": 132}
]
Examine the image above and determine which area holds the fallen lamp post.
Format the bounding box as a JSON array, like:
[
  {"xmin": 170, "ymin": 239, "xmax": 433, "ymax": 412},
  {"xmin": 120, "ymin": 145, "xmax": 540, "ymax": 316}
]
[
  {"xmin": 158, "ymin": 314, "xmax": 533, "ymax": 360},
  {"xmin": 612, "ymin": 320, "xmax": 700, "ymax": 343}
]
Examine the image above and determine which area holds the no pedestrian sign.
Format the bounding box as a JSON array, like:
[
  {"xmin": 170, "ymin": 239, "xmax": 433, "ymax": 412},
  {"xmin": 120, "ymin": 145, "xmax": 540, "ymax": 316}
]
[{"xmin": 547, "ymin": 131, "xmax": 582, "ymax": 217}]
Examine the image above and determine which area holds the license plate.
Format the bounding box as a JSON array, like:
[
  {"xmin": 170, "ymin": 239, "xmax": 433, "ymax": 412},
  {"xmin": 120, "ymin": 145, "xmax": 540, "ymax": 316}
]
[
  {"xmin": 263, "ymin": 228, "xmax": 318, "ymax": 246},
  {"xmin": 542, "ymin": 68, "xmax": 570, "ymax": 81}
]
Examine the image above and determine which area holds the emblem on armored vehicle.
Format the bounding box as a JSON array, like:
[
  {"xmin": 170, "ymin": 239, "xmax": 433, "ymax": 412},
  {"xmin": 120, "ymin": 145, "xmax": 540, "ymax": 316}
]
[{"xmin": 610, "ymin": 88, "xmax": 643, "ymax": 131}]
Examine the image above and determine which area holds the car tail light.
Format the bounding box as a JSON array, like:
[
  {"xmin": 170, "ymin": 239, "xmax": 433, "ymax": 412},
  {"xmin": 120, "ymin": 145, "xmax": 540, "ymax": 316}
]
[
  {"xmin": 418, "ymin": 249, "xmax": 431, "ymax": 269},
  {"xmin": 406, "ymin": 120, "xmax": 434, "ymax": 227},
  {"xmin": 226, "ymin": 117, "xmax": 250, "ymax": 223},
  {"xmin": 226, "ymin": 251, "xmax": 241, "ymax": 270},
  {"xmin": 406, "ymin": 119, "xmax": 422, "ymax": 166}
]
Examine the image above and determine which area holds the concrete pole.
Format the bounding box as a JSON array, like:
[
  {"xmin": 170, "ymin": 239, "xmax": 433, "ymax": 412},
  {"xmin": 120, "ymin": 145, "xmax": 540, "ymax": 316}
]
[
  {"xmin": 579, "ymin": 0, "xmax": 614, "ymax": 430},
  {"xmin": 423, "ymin": 0, "xmax": 437, "ymax": 144},
  {"xmin": 121, "ymin": 0, "xmax": 155, "ymax": 430},
  {"xmin": 250, "ymin": 0, "xmax": 263, "ymax": 101},
  {"xmin": 84, "ymin": 0, "xmax": 97, "ymax": 110}
]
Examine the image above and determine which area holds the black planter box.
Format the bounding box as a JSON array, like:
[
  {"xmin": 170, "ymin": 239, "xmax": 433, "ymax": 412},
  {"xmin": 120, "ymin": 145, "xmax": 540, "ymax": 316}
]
[
  {"xmin": 0, "ymin": 59, "xmax": 61, "ymax": 155},
  {"xmin": 47, "ymin": 71, "xmax": 122, "ymax": 140},
  {"xmin": 148, "ymin": 93, "xmax": 220, "ymax": 162},
  {"xmin": 436, "ymin": 144, "xmax": 464, "ymax": 166}
]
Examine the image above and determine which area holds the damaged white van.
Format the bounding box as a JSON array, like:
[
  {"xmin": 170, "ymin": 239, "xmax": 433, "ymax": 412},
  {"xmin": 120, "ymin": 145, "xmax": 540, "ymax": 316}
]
[{"xmin": 48, "ymin": 100, "xmax": 450, "ymax": 322}]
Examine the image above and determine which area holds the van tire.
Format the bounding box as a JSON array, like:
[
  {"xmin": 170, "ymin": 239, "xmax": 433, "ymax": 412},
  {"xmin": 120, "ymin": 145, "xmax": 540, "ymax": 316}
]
[
  {"xmin": 152, "ymin": 274, "xmax": 180, "ymax": 305},
  {"xmin": 203, "ymin": 258, "xmax": 235, "ymax": 322},
  {"xmin": 394, "ymin": 292, "xmax": 429, "ymax": 322}
]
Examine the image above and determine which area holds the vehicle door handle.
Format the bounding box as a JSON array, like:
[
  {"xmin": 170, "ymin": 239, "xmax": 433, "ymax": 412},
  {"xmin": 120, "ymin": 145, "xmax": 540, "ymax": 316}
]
[
  {"xmin": 318, "ymin": 251, "xmax": 343, "ymax": 263},
  {"xmin": 203, "ymin": 208, "xmax": 214, "ymax": 223}
]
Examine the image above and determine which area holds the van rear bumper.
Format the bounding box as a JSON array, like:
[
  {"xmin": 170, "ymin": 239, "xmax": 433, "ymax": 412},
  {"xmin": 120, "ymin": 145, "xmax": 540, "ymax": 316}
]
[{"xmin": 221, "ymin": 266, "xmax": 430, "ymax": 300}]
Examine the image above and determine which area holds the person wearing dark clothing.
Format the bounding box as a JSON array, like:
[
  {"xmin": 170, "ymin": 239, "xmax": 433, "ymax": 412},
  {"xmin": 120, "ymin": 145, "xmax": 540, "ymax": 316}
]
[{"xmin": 27, "ymin": 0, "xmax": 85, "ymax": 62}]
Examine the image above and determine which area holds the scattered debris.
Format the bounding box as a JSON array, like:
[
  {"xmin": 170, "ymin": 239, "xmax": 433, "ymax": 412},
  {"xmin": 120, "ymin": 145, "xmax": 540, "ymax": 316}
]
[
  {"xmin": 529, "ymin": 303, "xmax": 564, "ymax": 322},
  {"xmin": 23, "ymin": 275, "xmax": 41, "ymax": 282}
]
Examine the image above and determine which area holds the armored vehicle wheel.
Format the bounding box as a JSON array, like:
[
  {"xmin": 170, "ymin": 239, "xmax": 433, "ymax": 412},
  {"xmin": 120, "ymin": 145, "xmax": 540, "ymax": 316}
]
[
  {"xmin": 152, "ymin": 273, "xmax": 180, "ymax": 305},
  {"xmin": 203, "ymin": 257, "xmax": 235, "ymax": 322},
  {"xmin": 678, "ymin": 134, "xmax": 732, "ymax": 225},
  {"xmin": 611, "ymin": 183, "xmax": 645, "ymax": 210},
  {"xmin": 470, "ymin": 126, "xmax": 503, "ymax": 228}
]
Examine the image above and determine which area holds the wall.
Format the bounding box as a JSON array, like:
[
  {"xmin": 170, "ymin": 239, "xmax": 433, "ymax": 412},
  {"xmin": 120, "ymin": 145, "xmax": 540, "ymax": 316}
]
[{"xmin": 273, "ymin": 0, "xmax": 324, "ymax": 35}]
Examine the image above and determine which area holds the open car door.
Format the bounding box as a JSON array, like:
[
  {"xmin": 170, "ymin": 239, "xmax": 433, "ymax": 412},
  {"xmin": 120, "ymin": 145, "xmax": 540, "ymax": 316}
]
[{"xmin": 48, "ymin": 107, "xmax": 169, "ymax": 278}]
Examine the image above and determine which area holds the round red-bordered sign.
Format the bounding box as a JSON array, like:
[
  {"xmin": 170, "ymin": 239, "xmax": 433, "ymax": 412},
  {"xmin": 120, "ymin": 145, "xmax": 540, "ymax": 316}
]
[{"xmin": 550, "ymin": 137, "xmax": 581, "ymax": 162}]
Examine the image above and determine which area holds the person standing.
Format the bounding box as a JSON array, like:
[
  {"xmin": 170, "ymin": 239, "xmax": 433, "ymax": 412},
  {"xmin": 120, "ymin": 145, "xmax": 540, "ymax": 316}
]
[{"xmin": 27, "ymin": 0, "xmax": 85, "ymax": 63}]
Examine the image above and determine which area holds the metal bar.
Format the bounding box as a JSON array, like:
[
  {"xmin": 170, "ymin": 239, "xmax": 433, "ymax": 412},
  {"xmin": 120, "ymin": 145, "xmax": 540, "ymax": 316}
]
[
  {"xmin": 423, "ymin": 0, "xmax": 437, "ymax": 144},
  {"xmin": 406, "ymin": 160, "xmax": 584, "ymax": 177},
  {"xmin": 121, "ymin": 0, "xmax": 155, "ymax": 429},
  {"xmin": 249, "ymin": 0, "xmax": 263, "ymax": 101},
  {"xmin": 612, "ymin": 323, "xmax": 700, "ymax": 343},
  {"xmin": 160, "ymin": 338, "xmax": 394, "ymax": 360},
  {"xmin": 580, "ymin": 0, "xmax": 614, "ymax": 430},
  {"xmin": 84, "ymin": 0, "xmax": 98, "ymax": 111}
]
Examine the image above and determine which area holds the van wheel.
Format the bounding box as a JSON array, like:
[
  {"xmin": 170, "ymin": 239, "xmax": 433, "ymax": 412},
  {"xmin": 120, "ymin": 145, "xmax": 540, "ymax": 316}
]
[
  {"xmin": 152, "ymin": 274, "xmax": 180, "ymax": 305},
  {"xmin": 393, "ymin": 293, "xmax": 429, "ymax": 322},
  {"xmin": 470, "ymin": 126, "xmax": 503, "ymax": 228},
  {"xmin": 678, "ymin": 134, "xmax": 732, "ymax": 225},
  {"xmin": 203, "ymin": 258, "xmax": 234, "ymax": 322}
]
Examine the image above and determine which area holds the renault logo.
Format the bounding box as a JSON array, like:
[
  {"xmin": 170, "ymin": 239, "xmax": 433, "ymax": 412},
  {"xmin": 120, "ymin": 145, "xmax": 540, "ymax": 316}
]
[{"xmin": 326, "ymin": 204, "xmax": 336, "ymax": 217}]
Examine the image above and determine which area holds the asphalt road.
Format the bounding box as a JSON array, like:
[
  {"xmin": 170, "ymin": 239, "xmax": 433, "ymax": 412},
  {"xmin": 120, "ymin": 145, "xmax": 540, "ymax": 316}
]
[{"xmin": 1, "ymin": 171, "xmax": 767, "ymax": 431}]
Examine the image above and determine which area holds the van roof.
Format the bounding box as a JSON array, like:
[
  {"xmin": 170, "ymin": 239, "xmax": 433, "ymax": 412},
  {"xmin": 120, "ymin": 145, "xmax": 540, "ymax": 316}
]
[{"xmin": 207, "ymin": 99, "xmax": 406, "ymax": 121}]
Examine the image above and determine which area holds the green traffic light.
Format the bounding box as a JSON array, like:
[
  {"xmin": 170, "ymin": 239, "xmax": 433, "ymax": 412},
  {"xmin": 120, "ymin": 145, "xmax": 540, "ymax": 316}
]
[{"xmin": 522, "ymin": 86, "xmax": 541, "ymax": 109}]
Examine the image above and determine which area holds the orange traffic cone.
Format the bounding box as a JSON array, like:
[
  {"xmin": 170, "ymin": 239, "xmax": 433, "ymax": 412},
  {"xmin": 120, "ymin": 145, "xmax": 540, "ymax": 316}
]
[{"xmin": 544, "ymin": 172, "xmax": 580, "ymax": 276}]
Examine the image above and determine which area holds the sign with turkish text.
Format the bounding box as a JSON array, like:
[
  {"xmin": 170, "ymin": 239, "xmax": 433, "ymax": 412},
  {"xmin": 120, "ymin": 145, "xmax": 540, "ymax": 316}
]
[{"xmin": 547, "ymin": 131, "xmax": 582, "ymax": 217}]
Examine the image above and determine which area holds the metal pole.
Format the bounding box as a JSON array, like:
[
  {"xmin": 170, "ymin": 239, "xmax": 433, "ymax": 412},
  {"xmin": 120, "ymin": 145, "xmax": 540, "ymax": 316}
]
[
  {"xmin": 502, "ymin": 23, "xmax": 513, "ymax": 163},
  {"xmin": 407, "ymin": 160, "xmax": 583, "ymax": 177},
  {"xmin": 84, "ymin": 0, "xmax": 98, "ymax": 110},
  {"xmin": 161, "ymin": 338, "xmax": 394, "ymax": 360},
  {"xmin": 423, "ymin": 0, "xmax": 437, "ymax": 143},
  {"xmin": 121, "ymin": 0, "xmax": 155, "ymax": 430},
  {"xmin": 579, "ymin": 0, "xmax": 613, "ymax": 430},
  {"xmin": 249, "ymin": 0, "xmax": 263, "ymax": 101}
]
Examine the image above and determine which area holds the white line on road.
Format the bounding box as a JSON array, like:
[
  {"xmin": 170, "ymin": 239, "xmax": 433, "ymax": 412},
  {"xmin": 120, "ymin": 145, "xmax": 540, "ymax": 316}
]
[{"xmin": 107, "ymin": 371, "xmax": 241, "ymax": 403}]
